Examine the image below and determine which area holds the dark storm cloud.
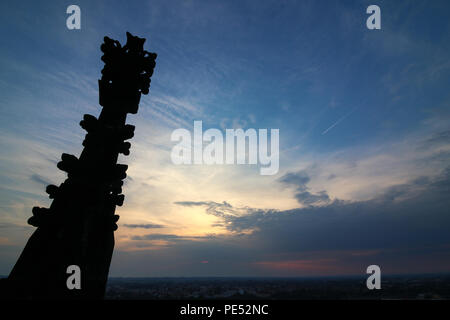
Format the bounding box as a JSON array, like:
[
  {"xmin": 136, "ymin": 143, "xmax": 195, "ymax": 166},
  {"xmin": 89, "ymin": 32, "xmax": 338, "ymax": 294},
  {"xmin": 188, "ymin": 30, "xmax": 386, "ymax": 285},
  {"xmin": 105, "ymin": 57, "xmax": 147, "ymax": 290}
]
[{"xmin": 123, "ymin": 223, "xmax": 165, "ymax": 229}]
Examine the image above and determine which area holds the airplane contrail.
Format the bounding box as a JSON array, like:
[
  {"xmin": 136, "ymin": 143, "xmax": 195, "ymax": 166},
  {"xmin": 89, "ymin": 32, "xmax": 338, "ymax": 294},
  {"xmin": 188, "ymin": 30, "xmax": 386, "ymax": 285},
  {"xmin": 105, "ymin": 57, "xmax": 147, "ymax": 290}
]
[{"xmin": 321, "ymin": 108, "xmax": 358, "ymax": 135}]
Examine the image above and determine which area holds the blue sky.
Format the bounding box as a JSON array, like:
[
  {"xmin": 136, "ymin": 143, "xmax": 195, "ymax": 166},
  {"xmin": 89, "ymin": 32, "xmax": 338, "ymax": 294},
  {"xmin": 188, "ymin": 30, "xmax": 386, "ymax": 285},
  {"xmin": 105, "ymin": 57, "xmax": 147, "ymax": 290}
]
[{"xmin": 1, "ymin": 0, "xmax": 450, "ymax": 276}]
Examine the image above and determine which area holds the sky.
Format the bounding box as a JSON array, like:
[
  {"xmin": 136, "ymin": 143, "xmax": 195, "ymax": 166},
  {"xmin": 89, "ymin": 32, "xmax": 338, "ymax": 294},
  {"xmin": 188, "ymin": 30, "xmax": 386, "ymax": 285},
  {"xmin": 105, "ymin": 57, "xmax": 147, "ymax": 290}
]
[{"xmin": 0, "ymin": 0, "xmax": 450, "ymax": 277}]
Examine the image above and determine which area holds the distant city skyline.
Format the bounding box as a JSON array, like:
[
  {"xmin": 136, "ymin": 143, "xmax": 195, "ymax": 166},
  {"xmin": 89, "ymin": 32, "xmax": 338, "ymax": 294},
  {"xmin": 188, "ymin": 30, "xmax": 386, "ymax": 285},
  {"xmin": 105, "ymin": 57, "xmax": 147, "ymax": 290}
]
[{"xmin": 1, "ymin": 0, "xmax": 450, "ymax": 277}]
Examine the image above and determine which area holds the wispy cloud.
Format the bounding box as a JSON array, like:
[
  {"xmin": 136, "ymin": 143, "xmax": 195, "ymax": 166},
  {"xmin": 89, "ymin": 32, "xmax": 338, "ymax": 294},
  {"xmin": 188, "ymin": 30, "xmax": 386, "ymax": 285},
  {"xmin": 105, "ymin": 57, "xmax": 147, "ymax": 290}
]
[{"xmin": 123, "ymin": 223, "xmax": 165, "ymax": 229}]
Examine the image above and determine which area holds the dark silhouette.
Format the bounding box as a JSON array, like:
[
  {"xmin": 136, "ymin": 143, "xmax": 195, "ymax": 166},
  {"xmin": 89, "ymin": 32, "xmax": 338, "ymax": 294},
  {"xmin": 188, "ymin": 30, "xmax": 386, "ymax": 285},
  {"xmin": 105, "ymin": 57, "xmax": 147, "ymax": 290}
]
[{"xmin": 1, "ymin": 32, "xmax": 156, "ymax": 299}]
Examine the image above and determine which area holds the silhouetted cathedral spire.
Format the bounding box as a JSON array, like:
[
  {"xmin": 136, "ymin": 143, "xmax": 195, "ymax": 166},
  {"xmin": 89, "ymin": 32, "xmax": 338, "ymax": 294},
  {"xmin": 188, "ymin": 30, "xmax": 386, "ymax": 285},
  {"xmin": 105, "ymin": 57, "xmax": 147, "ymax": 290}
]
[{"xmin": 3, "ymin": 32, "xmax": 157, "ymax": 299}]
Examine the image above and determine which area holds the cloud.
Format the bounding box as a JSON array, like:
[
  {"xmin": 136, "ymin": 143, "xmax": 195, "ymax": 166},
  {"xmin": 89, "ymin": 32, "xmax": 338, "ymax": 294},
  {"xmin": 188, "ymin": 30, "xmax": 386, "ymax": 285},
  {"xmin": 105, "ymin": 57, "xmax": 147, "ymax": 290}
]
[
  {"xmin": 123, "ymin": 223, "xmax": 165, "ymax": 229},
  {"xmin": 0, "ymin": 222, "xmax": 29, "ymax": 231},
  {"xmin": 170, "ymin": 165, "xmax": 450, "ymax": 257},
  {"xmin": 278, "ymin": 171, "xmax": 310, "ymax": 191},
  {"xmin": 278, "ymin": 170, "xmax": 331, "ymax": 206},
  {"xmin": 112, "ymin": 165, "xmax": 449, "ymax": 276},
  {"xmin": 425, "ymin": 130, "xmax": 450, "ymax": 146},
  {"xmin": 112, "ymin": 168, "xmax": 450, "ymax": 276},
  {"xmin": 130, "ymin": 233, "xmax": 215, "ymax": 242},
  {"xmin": 29, "ymin": 174, "xmax": 51, "ymax": 186},
  {"xmin": 174, "ymin": 201, "xmax": 238, "ymax": 220},
  {"xmin": 174, "ymin": 200, "xmax": 272, "ymax": 233},
  {"xmin": 174, "ymin": 201, "xmax": 223, "ymax": 207},
  {"xmin": 294, "ymin": 190, "xmax": 330, "ymax": 206},
  {"xmin": 231, "ymin": 167, "xmax": 450, "ymax": 253}
]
